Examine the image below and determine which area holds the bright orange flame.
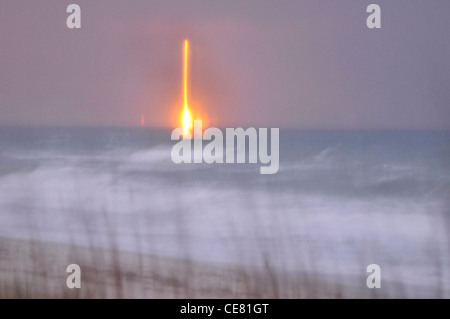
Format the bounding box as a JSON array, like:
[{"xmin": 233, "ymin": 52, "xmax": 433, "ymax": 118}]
[{"xmin": 182, "ymin": 40, "xmax": 193, "ymax": 134}]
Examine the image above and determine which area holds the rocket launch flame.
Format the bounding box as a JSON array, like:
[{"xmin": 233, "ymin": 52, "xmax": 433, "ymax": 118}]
[{"xmin": 182, "ymin": 40, "xmax": 193, "ymax": 134}]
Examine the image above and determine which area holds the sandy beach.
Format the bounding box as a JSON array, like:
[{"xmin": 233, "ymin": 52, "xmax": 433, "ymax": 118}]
[{"xmin": 0, "ymin": 236, "xmax": 397, "ymax": 299}]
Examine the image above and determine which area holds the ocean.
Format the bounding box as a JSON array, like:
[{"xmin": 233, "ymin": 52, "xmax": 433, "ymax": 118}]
[{"xmin": 0, "ymin": 127, "xmax": 449, "ymax": 296}]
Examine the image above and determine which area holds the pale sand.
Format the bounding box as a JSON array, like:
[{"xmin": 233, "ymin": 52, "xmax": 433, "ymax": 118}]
[{"xmin": 0, "ymin": 237, "xmax": 388, "ymax": 298}]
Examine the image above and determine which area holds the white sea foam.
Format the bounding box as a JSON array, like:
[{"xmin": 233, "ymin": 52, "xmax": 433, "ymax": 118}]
[{"xmin": 0, "ymin": 128, "xmax": 449, "ymax": 296}]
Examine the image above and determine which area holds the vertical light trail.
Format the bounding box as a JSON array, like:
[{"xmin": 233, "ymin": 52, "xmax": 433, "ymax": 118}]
[
  {"xmin": 182, "ymin": 39, "xmax": 192, "ymax": 133},
  {"xmin": 184, "ymin": 40, "xmax": 188, "ymax": 111}
]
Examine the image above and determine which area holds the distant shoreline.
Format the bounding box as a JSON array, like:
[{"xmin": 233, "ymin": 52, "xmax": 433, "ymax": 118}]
[{"xmin": 1, "ymin": 125, "xmax": 450, "ymax": 132}]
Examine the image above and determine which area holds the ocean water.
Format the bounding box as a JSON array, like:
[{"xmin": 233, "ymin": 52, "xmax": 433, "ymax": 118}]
[{"xmin": 0, "ymin": 127, "xmax": 449, "ymax": 295}]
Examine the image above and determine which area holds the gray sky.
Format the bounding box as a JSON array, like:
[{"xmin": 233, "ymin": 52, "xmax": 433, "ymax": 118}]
[{"xmin": 0, "ymin": 0, "xmax": 449, "ymax": 129}]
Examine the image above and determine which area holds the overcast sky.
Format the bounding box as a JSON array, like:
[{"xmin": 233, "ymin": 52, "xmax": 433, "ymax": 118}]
[{"xmin": 0, "ymin": 0, "xmax": 449, "ymax": 129}]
